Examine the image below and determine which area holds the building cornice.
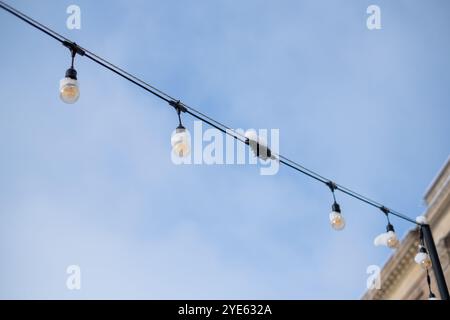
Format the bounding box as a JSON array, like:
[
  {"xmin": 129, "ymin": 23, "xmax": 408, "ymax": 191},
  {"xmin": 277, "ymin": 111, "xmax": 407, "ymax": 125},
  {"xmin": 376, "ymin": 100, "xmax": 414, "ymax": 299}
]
[
  {"xmin": 362, "ymin": 228, "xmax": 419, "ymax": 299},
  {"xmin": 424, "ymin": 156, "xmax": 450, "ymax": 205}
]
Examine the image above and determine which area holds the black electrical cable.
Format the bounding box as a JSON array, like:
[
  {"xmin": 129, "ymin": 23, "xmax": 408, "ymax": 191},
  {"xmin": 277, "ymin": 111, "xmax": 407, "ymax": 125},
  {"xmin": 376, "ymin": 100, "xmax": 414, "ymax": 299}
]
[
  {"xmin": 0, "ymin": 0, "xmax": 420, "ymax": 226},
  {"xmin": 0, "ymin": 1, "xmax": 67, "ymax": 43},
  {"xmin": 83, "ymin": 52, "xmax": 172, "ymax": 103},
  {"xmin": 82, "ymin": 48, "xmax": 177, "ymax": 103},
  {"xmin": 185, "ymin": 109, "xmax": 248, "ymax": 144}
]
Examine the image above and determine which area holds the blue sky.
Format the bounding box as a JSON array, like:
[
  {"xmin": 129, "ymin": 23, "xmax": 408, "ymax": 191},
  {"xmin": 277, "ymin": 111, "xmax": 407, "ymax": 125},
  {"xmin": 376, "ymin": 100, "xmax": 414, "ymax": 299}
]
[{"xmin": 0, "ymin": 0, "xmax": 449, "ymax": 299}]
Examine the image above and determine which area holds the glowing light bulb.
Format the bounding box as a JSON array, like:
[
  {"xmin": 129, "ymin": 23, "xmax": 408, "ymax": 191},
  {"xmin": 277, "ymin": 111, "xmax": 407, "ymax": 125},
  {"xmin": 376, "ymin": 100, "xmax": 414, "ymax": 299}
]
[
  {"xmin": 171, "ymin": 126, "xmax": 190, "ymax": 157},
  {"xmin": 374, "ymin": 224, "xmax": 399, "ymax": 249},
  {"xmin": 329, "ymin": 202, "xmax": 345, "ymax": 230},
  {"xmin": 415, "ymin": 247, "xmax": 432, "ymax": 270},
  {"xmin": 59, "ymin": 68, "xmax": 79, "ymax": 104},
  {"xmin": 60, "ymin": 80, "xmax": 79, "ymax": 103},
  {"xmin": 386, "ymin": 231, "xmax": 399, "ymax": 248}
]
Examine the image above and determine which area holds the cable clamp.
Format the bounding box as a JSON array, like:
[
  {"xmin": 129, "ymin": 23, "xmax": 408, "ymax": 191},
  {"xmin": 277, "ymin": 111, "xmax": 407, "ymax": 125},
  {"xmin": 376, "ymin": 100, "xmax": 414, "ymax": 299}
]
[
  {"xmin": 62, "ymin": 40, "xmax": 85, "ymax": 56},
  {"xmin": 326, "ymin": 181, "xmax": 337, "ymax": 192},
  {"xmin": 169, "ymin": 100, "xmax": 187, "ymax": 113}
]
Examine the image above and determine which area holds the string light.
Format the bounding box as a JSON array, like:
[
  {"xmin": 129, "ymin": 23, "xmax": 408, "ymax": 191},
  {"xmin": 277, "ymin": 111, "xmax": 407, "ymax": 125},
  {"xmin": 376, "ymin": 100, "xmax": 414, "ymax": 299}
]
[
  {"xmin": 426, "ymin": 269, "xmax": 438, "ymax": 300},
  {"xmin": 170, "ymin": 101, "xmax": 190, "ymax": 158},
  {"xmin": 417, "ymin": 227, "xmax": 436, "ymax": 300},
  {"xmin": 1, "ymin": 0, "xmax": 449, "ymax": 300},
  {"xmin": 415, "ymin": 246, "xmax": 432, "ymax": 270},
  {"xmin": 374, "ymin": 207, "xmax": 399, "ymax": 249},
  {"xmin": 415, "ymin": 228, "xmax": 432, "ymax": 276},
  {"xmin": 326, "ymin": 181, "xmax": 345, "ymax": 231},
  {"xmin": 428, "ymin": 292, "xmax": 437, "ymax": 300},
  {"xmin": 59, "ymin": 45, "xmax": 80, "ymax": 104},
  {"xmin": 0, "ymin": 1, "xmax": 421, "ymax": 226}
]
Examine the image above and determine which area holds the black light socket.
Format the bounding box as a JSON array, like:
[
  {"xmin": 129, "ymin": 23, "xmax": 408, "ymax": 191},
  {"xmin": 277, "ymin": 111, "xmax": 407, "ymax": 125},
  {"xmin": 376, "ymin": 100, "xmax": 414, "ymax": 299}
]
[
  {"xmin": 332, "ymin": 202, "xmax": 341, "ymax": 213},
  {"xmin": 65, "ymin": 67, "xmax": 77, "ymax": 80},
  {"xmin": 386, "ymin": 223, "xmax": 395, "ymax": 233}
]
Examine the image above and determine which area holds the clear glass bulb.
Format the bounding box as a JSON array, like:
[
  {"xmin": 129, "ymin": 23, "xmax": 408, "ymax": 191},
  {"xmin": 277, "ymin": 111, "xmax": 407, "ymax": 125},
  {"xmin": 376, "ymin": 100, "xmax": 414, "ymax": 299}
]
[
  {"xmin": 171, "ymin": 128, "xmax": 190, "ymax": 157},
  {"xmin": 59, "ymin": 77, "xmax": 80, "ymax": 104},
  {"xmin": 329, "ymin": 211, "xmax": 345, "ymax": 230},
  {"xmin": 386, "ymin": 231, "xmax": 399, "ymax": 248},
  {"xmin": 415, "ymin": 251, "xmax": 432, "ymax": 270}
]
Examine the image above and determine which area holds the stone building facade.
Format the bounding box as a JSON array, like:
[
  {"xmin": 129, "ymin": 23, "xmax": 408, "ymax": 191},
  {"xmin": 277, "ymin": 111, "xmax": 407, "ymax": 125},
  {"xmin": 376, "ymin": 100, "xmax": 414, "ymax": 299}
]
[{"xmin": 363, "ymin": 157, "xmax": 450, "ymax": 300}]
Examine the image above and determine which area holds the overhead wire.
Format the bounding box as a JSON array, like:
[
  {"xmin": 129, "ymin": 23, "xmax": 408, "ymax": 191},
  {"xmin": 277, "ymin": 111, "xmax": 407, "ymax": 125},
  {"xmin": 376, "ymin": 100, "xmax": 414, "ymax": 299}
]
[{"xmin": 0, "ymin": 0, "xmax": 420, "ymax": 226}]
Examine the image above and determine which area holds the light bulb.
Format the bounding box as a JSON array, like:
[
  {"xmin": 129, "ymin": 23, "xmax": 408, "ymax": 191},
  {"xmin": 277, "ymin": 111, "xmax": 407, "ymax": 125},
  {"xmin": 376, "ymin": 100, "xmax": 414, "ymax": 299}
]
[
  {"xmin": 428, "ymin": 293, "xmax": 437, "ymax": 300},
  {"xmin": 386, "ymin": 231, "xmax": 399, "ymax": 248},
  {"xmin": 330, "ymin": 212, "xmax": 345, "ymax": 230},
  {"xmin": 374, "ymin": 230, "xmax": 399, "ymax": 249},
  {"xmin": 59, "ymin": 67, "xmax": 79, "ymax": 104},
  {"xmin": 329, "ymin": 202, "xmax": 345, "ymax": 231},
  {"xmin": 415, "ymin": 247, "xmax": 432, "ymax": 270},
  {"xmin": 171, "ymin": 127, "xmax": 190, "ymax": 157},
  {"xmin": 381, "ymin": 223, "xmax": 399, "ymax": 249}
]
